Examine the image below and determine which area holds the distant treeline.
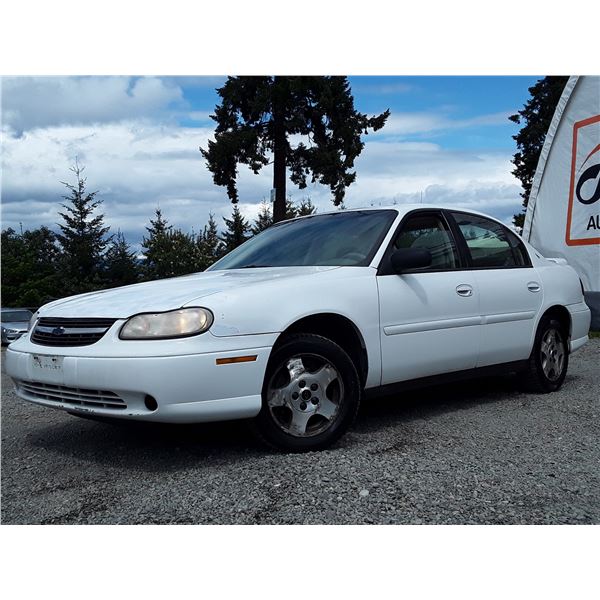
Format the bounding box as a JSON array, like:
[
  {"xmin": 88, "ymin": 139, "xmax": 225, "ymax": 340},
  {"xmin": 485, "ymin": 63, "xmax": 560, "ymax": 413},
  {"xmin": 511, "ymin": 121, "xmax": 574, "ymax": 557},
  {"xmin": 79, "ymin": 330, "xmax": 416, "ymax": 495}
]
[{"xmin": 1, "ymin": 163, "xmax": 315, "ymax": 307}]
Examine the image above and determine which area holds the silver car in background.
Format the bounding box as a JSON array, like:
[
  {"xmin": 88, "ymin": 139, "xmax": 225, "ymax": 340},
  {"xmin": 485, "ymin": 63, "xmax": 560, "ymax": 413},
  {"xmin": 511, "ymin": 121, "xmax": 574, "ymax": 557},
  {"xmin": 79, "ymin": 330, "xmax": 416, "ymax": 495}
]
[{"xmin": 1, "ymin": 309, "xmax": 33, "ymax": 345}]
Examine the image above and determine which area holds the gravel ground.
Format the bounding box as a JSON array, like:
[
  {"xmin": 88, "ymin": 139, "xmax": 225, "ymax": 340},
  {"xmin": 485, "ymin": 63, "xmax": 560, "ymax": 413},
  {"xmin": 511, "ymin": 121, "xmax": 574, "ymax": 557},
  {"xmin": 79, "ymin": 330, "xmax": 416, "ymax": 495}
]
[{"xmin": 1, "ymin": 341, "xmax": 599, "ymax": 524}]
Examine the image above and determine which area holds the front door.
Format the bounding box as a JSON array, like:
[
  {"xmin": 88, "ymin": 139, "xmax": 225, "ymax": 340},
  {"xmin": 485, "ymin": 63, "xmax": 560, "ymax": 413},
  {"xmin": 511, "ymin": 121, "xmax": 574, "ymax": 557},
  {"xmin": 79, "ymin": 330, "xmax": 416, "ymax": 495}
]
[{"xmin": 377, "ymin": 210, "xmax": 480, "ymax": 385}]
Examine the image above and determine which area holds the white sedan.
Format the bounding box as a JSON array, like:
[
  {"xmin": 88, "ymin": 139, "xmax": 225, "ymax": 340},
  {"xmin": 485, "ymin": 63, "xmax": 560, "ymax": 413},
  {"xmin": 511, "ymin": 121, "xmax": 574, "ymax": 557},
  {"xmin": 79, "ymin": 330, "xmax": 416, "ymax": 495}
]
[{"xmin": 6, "ymin": 206, "xmax": 591, "ymax": 451}]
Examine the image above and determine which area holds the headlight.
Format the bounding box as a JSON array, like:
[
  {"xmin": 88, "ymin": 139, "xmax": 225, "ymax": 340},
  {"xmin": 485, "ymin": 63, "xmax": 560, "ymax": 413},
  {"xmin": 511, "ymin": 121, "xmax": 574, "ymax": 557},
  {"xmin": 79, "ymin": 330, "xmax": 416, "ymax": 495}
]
[
  {"xmin": 119, "ymin": 307, "xmax": 213, "ymax": 340},
  {"xmin": 29, "ymin": 311, "xmax": 39, "ymax": 330}
]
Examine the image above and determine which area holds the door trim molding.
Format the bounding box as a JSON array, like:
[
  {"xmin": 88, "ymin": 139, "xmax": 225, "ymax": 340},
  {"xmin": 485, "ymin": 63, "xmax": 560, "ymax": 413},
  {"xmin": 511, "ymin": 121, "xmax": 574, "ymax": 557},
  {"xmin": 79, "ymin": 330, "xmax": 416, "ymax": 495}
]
[
  {"xmin": 384, "ymin": 310, "xmax": 536, "ymax": 335},
  {"xmin": 482, "ymin": 310, "xmax": 536, "ymax": 325},
  {"xmin": 383, "ymin": 316, "xmax": 481, "ymax": 336}
]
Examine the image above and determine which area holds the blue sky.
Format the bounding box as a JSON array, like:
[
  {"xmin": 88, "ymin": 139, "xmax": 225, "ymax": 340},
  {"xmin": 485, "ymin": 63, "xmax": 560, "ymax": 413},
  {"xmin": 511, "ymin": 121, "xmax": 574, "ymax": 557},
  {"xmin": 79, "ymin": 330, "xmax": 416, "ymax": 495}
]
[
  {"xmin": 178, "ymin": 75, "xmax": 537, "ymax": 150},
  {"xmin": 1, "ymin": 76, "xmax": 539, "ymax": 249}
]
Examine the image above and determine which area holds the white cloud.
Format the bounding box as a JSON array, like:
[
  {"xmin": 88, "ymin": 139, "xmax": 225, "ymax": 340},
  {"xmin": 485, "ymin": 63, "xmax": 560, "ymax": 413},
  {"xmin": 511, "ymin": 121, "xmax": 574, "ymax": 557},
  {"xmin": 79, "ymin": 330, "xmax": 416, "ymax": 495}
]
[
  {"xmin": 1, "ymin": 76, "xmax": 184, "ymax": 133},
  {"xmin": 1, "ymin": 82, "xmax": 524, "ymax": 248},
  {"xmin": 309, "ymin": 140, "xmax": 521, "ymax": 224},
  {"xmin": 373, "ymin": 110, "xmax": 510, "ymax": 138},
  {"xmin": 0, "ymin": 119, "xmax": 277, "ymax": 248},
  {"xmin": 187, "ymin": 111, "xmax": 213, "ymax": 123},
  {"xmin": 352, "ymin": 81, "xmax": 415, "ymax": 95}
]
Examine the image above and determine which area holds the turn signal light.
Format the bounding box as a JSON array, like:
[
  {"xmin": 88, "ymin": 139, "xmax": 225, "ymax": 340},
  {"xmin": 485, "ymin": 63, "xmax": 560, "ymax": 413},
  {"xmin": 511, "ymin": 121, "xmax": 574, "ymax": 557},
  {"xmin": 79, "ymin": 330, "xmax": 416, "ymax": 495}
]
[{"xmin": 216, "ymin": 355, "xmax": 258, "ymax": 365}]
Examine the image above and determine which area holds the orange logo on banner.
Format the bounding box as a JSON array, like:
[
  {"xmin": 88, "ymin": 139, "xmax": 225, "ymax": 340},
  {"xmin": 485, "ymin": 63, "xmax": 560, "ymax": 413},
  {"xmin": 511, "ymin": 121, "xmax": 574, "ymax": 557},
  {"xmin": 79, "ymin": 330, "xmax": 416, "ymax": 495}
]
[{"xmin": 565, "ymin": 114, "xmax": 600, "ymax": 246}]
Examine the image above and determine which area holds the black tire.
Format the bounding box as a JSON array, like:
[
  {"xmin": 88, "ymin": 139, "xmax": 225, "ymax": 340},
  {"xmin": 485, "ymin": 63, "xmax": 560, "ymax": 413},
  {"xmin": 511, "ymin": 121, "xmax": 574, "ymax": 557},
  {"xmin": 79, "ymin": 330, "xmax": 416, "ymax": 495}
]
[
  {"xmin": 254, "ymin": 333, "xmax": 361, "ymax": 452},
  {"xmin": 519, "ymin": 316, "xmax": 569, "ymax": 393}
]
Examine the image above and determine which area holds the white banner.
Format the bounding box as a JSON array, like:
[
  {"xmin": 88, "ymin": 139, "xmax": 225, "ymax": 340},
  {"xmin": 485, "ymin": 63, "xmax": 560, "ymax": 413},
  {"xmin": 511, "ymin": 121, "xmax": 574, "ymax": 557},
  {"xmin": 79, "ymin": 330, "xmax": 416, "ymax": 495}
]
[{"xmin": 523, "ymin": 76, "xmax": 600, "ymax": 296}]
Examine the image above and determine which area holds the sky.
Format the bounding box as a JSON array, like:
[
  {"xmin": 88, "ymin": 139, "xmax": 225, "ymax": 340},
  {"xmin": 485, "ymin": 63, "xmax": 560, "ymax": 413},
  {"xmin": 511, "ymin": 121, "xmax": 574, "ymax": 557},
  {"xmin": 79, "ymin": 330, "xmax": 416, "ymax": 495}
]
[{"xmin": 1, "ymin": 76, "xmax": 539, "ymax": 250}]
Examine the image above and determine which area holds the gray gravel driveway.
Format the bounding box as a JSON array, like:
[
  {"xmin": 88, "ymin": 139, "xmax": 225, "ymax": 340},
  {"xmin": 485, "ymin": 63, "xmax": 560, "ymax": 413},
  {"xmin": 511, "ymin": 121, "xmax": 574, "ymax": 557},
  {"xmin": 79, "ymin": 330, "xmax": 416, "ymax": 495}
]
[{"xmin": 2, "ymin": 341, "xmax": 599, "ymax": 524}]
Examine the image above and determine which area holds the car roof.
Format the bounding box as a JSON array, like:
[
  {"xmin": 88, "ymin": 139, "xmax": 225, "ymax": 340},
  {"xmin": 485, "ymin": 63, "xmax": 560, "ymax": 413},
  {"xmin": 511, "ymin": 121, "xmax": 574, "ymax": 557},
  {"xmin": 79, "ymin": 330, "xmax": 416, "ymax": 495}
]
[
  {"xmin": 294, "ymin": 204, "xmax": 502, "ymax": 221},
  {"xmin": 279, "ymin": 204, "xmax": 518, "ymax": 238}
]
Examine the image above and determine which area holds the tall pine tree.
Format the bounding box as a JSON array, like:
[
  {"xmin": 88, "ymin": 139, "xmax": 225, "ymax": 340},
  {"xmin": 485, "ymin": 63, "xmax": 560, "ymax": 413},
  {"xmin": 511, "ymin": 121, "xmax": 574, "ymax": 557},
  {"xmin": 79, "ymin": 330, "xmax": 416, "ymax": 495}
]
[
  {"xmin": 509, "ymin": 76, "xmax": 569, "ymax": 229},
  {"xmin": 56, "ymin": 161, "xmax": 110, "ymax": 293},
  {"xmin": 221, "ymin": 205, "xmax": 251, "ymax": 252},
  {"xmin": 197, "ymin": 213, "xmax": 224, "ymax": 269},
  {"xmin": 141, "ymin": 208, "xmax": 171, "ymax": 279},
  {"xmin": 141, "ymin": 209, "xmax": 198, "ymax": 278},
  {"xmin": 252, "ymin": 201, "xmax": 273, "ymax": 234},
  {"xmin": 201, "ymin": 76, "xmax": 389, "ymax": 222},
  {"xmin": 104, "ymin": 231, "xmax": 140, "ymax": 287}
]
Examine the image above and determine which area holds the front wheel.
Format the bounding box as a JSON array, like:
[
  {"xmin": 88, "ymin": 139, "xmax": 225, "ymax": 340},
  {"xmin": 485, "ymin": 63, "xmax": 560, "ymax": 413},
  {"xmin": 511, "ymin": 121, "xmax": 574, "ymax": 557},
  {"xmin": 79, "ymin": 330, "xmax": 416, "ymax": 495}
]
[
  {"xmin": 519, "ymin": 316, "xmax": 569, "ymax": 393},
  {"xmin": 254, "ymin": 334, "xmax": 361, "ymax": 451}
]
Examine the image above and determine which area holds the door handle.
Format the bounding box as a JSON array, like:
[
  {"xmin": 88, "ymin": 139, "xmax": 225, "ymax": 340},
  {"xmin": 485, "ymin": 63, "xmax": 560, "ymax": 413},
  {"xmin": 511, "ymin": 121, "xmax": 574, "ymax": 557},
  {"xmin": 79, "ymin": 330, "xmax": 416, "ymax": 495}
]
[
  {"xmin": 456, "ymin": 284, "xmax": 473, "ymax": 297},
  {"xmin": 527, "ymin": 282, "xmax": 541, "ymax": 293}
]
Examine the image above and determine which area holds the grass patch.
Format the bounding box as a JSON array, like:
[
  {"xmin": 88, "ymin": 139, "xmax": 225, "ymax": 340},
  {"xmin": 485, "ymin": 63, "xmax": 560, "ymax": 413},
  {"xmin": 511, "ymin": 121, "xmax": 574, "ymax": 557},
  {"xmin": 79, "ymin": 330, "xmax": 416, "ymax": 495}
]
[{"xmin": 589, "ymin": 331, "xmax": 600, "ymax": 339}]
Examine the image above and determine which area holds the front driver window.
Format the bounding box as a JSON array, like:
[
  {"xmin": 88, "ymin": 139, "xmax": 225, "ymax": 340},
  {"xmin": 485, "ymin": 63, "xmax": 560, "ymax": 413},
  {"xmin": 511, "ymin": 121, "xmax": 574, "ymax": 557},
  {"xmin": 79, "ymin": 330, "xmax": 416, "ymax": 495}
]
[{"xmin": 394, "ymin": 214, "xmax": 459, "ymax": 270}]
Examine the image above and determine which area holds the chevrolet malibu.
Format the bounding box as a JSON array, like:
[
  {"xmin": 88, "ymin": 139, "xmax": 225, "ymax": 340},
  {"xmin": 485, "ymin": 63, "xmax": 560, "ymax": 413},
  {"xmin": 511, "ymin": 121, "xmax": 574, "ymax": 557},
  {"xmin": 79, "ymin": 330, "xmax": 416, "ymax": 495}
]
[{"xmin": 6, "ymin": 206, "xmax": 591, "ymax": 451}]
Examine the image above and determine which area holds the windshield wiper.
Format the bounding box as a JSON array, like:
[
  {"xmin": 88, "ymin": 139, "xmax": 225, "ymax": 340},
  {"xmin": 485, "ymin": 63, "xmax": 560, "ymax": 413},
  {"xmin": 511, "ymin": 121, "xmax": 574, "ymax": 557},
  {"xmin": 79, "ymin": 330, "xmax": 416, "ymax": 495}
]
[{"xmin": 240, "ymin": 264, "xmax": 272, "ymax": 268}]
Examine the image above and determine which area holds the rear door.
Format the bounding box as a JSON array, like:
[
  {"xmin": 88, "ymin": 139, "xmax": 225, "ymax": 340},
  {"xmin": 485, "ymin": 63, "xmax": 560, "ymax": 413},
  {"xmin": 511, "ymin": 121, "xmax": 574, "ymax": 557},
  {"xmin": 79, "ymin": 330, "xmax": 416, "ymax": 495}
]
[
  {"xmin": 377, "ymin": 210, "xmax": 480, "ymax": 385},
  {"xmin": 448, "ymin": 211, "xmax": 543, "ymax": 366}
]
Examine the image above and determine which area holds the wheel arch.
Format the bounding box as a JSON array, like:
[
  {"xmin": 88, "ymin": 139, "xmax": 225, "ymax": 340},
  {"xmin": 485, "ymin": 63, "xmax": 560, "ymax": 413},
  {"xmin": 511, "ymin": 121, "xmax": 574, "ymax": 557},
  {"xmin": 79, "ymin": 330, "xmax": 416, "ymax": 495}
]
[
  {"xmin": 539, "ymin": 305, "xmax": 572, "ymax": 342},
  {"xmin": 272, "ymin": 313, "xmax": 369, "ymax": 386}
]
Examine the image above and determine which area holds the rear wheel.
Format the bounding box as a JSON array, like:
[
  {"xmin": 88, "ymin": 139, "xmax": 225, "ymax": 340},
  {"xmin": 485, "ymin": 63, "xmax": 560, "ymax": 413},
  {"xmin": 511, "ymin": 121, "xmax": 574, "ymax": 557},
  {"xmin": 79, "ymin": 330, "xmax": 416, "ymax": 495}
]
[
  {"xmin": 519, "ymin": 316, "xmax": 569, "ymax": 393},
  {"xmin": 254, "ymin": 334, "xmax": 361, "ymax": 451}
]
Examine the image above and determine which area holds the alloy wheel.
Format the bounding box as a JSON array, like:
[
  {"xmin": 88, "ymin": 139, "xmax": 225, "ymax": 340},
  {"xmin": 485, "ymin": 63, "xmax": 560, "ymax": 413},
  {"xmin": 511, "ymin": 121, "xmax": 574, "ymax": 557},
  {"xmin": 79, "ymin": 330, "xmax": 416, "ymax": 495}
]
[
  {"xmin": 266, "ymin": 353, "xmax": 343, "ymax": 437},
  {"xmin": 540, "ymin": 327, "xmax": 566, "ymax": 382}
]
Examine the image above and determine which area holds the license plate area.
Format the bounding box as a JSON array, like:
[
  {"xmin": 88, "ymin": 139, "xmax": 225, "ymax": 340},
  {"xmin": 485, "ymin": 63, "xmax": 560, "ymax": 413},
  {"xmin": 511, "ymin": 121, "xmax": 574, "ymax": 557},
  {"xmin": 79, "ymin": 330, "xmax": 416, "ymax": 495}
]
[{"xmin": 31, "ymin": 354, "xmax": 64, "ymax": 383}]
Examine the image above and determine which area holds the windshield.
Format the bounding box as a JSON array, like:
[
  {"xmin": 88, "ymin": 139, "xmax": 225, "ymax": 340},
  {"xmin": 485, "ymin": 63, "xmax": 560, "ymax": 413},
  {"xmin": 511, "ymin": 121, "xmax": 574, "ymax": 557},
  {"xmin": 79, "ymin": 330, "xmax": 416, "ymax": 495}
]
[
  {"xmin": 209, "ymin": 210, "xmax": 397, "ymax": 270},
  {"xmin": 1, "ymin": 310, "xmax": 32, "ymax": 323}
]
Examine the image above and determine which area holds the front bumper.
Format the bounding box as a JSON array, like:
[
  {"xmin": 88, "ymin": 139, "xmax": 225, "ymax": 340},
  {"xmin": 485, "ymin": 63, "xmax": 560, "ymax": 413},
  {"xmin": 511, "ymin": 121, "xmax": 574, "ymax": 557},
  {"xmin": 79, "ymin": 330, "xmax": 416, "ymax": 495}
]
[{"xmin": 5, "ymin": 341, "xmax": 273, "ymax": 423}]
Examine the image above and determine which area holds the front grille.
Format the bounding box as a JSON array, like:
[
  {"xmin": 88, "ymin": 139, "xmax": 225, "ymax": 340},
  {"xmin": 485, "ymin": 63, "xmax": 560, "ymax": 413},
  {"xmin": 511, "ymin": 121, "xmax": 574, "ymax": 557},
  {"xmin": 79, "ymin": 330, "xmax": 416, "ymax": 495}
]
[
  {"xmin": 17, "ymin": 381, "xmax": 127, "ymax": 410},
  {"xmin": 31, "ymin": 317, "xmax": 117, "ymax": 347}
]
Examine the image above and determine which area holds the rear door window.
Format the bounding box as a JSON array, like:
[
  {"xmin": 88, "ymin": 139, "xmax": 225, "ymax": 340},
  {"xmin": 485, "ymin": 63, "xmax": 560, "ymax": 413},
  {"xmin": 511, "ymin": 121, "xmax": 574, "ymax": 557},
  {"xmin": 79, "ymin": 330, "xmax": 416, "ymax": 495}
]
[{"xmin": 451, "ymin": 212, "xmax": 530, "ymax": 268}]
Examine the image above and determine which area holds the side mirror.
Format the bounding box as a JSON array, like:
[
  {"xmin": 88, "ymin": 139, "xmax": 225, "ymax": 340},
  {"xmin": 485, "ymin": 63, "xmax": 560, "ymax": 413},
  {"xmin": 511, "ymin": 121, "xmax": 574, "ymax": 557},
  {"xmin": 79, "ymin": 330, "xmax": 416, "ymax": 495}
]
[{"xmin": 390, "ymin": 248, "xmax": 432, "ymax": 273}]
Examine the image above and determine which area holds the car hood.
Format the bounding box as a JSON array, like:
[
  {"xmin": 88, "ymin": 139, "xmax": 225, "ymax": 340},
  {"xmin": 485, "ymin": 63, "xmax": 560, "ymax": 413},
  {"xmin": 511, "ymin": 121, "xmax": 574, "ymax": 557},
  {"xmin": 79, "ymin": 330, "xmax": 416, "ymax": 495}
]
[
  {"xmin": 40, "ymin": 266, "xmax": 340, "ymax": 318},
  {"xmin": 1, "ymin": 321, "xmax": 29, "ymax": 330}
]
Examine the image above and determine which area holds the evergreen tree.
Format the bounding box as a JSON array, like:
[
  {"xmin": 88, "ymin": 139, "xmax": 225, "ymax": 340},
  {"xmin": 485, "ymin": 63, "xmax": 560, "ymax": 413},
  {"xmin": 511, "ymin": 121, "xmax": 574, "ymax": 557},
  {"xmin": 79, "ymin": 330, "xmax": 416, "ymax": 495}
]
[
  {"xmin": 252, "ymin": 201, "xmax": 273, "ymax": 234},
  {"xmin": 56, "ymin": 161, "xmax": 110, "ymax": 293},
  {"xmin": 104, "ymin": 231, "xmax": 140, "ymax": 287},
  {"xmin": 197, "ymin": 213, "xmax": 225, "ymax": 270},
  {"xmin": 284, "ymin": 197, "xmax": 298, "ymax": 220},
  {"xmin": 509, "ymin": 76, "xmax": 569, "ymax": 229},
  {"xmin": 141, "ymin": 208, "xmax": 172, "ymax": 279},
  {"xmin": 296, "ymin": 197, "xmax": 317, "ymax": 217},
  {"xmin": 252, "ymin": 196, "xmax": 316, "ymax": 233},
  {"xmin": 201, "ymin": 76, "xmax": 389, "ymax": 222},
  {"xmin": 164, "ymin": 229, "xmax": 199, "ymax": 276},
  {"xmin": 141, "ymin": 209, "xmax": 198, "ymax": 278},
  {"xmin": 1, "ymin": 226, "xmax": 62, "ymax": 306},
  {"xmin": 147, "ymin": 207, "xmax": 171, "ymax": 238},
  {"xmin": 1, "ymin": 228, "xmax": 27, "ymax": 306},
  {"xmin": 221, "ymin": 205, "xmax": 251, "ymax": 252}
]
